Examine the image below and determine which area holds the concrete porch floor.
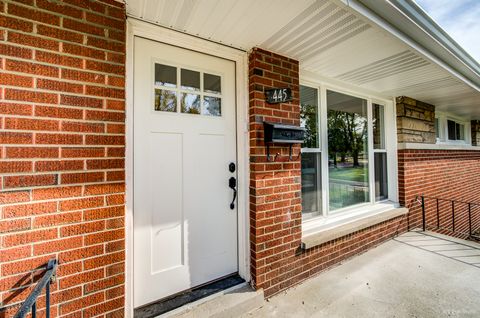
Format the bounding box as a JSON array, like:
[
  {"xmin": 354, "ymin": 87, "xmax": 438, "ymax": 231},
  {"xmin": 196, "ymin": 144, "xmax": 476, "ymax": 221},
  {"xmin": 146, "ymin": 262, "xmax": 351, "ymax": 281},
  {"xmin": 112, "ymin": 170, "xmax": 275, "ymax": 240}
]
[{"xmin": 243, "ymin": 231, "xmax": 480, "ymax": 318}]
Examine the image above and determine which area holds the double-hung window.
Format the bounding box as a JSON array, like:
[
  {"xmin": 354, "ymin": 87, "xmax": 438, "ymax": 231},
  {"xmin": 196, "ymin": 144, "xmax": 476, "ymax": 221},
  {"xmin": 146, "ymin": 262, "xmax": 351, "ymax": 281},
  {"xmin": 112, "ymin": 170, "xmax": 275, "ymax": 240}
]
[
  {"xmin": 373, "ymin": 103, "xmax": 388, "ymax": 201},
  {"xmin": 434, "ymin": 113, "xmax": 470, "ymax": 144},
  {"xmin": 447, "ymin": 120, "xmax": 465, "ymax": 141},
  {"xmin": 300, "ymin": 86, "xmax": 321, "ymax": 219},
  {"xmin": 300, "ymin": 84, "xmax": 393, "ymax": 221}
]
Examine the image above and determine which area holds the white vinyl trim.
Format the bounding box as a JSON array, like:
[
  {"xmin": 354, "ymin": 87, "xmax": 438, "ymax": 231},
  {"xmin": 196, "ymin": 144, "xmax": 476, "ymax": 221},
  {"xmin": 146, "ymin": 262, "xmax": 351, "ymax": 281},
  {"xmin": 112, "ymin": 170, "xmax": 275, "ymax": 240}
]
[{"xmin": 125, "ymin": 18, "xmax": 250, "ymax": 317}]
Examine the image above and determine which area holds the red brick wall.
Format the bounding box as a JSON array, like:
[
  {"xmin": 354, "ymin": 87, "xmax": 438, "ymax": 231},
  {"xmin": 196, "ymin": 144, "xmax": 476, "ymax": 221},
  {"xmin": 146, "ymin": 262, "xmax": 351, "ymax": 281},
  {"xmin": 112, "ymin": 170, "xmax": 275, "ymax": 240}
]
[
  {"xmin": 0, "ymin": 1, "xmax": 126, "ymax": 317},
  {"xmin": 248, "ymin": 48, "xmax": 408, "ymax": 297},
  {"xmin": 398, "ymin": 149, "xmax": 480, "ymax": 238}
]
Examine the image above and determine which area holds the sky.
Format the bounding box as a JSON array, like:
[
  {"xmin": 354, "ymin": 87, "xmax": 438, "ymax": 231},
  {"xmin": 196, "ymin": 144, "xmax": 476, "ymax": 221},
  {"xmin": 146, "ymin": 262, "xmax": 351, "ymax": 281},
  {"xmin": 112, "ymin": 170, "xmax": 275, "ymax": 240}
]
[{"xmin": 415, "ymin": 0, "xmax": 480, "ymax": 64}]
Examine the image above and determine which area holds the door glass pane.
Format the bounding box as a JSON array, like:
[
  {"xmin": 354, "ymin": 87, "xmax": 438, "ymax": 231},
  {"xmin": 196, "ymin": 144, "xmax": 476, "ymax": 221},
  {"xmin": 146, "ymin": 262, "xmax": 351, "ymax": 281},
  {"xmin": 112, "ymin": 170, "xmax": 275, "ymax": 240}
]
[
  {"xmin": 202, "ymin": 96, "xmax": 221, "ymax": 116},
  {"xmin": 180, "ymin": 93, "xmax": 201, "ymax": 114},
  {"xmin": 300, "ymin": 86, "xmax": 319, "ymax": 148},
  {"xmin": 327, "ymin": 90, "xmax": 369, "ymax": 211},
  {"xmin": 155, "ymin": 64, "xmax": 176, "ymax": 87},
  {"xmin": 154, "ymin": 89, "xmax": 176, "ymax": 112},
  {"xmin": 374, "ymin": 152, "xmax": 388, "ymax": 201},
  {"xmin": 204, "ymin": 73, "xmax": 221, "ymax": 94},
  {"xmin": 181, "ymin": 69, "xmax": 200, "ymax": 91},
  {"xmin": 373, "ymin": 103, "xmax": 385, "ymax": 149},
  {"xmin": 301, "ymin": 152, "xmax": 321, "ymax": 218}
]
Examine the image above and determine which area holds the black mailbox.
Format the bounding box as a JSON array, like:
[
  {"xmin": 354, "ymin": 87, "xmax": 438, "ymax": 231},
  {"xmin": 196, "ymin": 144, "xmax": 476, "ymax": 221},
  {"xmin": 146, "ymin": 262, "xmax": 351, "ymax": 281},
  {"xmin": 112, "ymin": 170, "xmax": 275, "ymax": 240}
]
[{"xmin": 263, "ymin": 122, "xmax": 305, "ymax": 160}]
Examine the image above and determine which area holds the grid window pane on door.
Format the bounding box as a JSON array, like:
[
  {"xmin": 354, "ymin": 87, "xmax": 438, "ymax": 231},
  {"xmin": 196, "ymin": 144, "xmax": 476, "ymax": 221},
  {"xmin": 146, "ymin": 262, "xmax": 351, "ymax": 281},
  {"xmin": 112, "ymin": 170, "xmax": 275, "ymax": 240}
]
[
  {"xmin": 373, "ymin": 103, "xmax": 388, "ymax": 201},
  {"xmin": 300, "ymin": 85, "xmax": 321, "ymax": 219},
  {"xmin": 153, "ymin": 63, "xmax": 222, "ymax": 117}
]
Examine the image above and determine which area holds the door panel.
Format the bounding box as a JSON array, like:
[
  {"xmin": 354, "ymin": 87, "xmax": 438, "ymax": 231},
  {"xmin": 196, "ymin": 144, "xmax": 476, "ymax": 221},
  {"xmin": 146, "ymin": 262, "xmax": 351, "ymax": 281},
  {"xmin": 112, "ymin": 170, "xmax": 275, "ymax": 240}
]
[{"xmin": 133, "ymin": 37, "xmax": 238, "ymax": 307}]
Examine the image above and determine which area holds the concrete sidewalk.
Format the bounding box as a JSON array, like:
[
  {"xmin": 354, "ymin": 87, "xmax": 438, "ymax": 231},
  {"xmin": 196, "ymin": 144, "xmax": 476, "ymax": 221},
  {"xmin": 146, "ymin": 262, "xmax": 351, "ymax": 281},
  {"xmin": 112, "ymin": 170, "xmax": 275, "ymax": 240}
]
[{"xmin": 244, "ymin": 231, "xmax": 480, "ymax": 318}]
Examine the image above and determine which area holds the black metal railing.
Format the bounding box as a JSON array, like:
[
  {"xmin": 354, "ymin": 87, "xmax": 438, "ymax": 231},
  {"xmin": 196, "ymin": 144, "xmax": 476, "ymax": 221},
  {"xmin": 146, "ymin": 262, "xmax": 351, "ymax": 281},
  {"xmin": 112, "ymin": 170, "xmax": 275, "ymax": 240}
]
[
  {"xmin": 14, "ymin": 259, "xmax": 57, "ymax": 318},
  {"xmin": 417, "ymin": 195, "xmax": 480, "ymax": 240}
]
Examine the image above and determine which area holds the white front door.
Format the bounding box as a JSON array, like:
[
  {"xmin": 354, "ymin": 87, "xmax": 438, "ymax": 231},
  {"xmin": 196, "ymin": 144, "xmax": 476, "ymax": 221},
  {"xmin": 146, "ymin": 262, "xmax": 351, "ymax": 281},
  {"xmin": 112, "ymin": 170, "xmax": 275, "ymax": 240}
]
[{"xmin": 133, "ymin": 37, "xmax": 238, "ymax": 308}]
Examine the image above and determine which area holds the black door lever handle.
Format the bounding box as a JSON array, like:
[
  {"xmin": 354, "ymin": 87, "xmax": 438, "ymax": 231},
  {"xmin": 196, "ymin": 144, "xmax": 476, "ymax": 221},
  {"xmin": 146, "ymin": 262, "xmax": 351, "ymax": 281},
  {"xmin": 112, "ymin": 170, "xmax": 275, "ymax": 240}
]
[{"xmin": 229, "ymin": 177, "xmax": 237, "ymax": 210}]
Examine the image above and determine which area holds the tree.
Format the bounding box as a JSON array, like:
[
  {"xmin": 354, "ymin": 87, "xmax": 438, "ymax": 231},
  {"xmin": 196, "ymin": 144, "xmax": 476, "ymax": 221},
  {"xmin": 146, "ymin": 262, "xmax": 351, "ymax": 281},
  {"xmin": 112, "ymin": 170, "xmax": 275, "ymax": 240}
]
[
  {"xmin": 300, "ymin": 103, "xmax": 318, "ymax": 148},
  {"xmin": 327, "ymin": 110, "xmax": 367, "ymax": 167}
]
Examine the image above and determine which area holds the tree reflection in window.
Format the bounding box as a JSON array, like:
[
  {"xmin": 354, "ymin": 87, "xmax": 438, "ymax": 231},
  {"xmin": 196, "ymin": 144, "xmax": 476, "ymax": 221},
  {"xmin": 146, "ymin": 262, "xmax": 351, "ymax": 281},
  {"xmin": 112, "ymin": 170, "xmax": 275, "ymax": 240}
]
[
  {"xmin": 154, "ymin": 89, "xmax": 176, "ymax": 112},
  {"xmin": 327, "ymin": 90, "xmax": 369, "ymax": 211}
]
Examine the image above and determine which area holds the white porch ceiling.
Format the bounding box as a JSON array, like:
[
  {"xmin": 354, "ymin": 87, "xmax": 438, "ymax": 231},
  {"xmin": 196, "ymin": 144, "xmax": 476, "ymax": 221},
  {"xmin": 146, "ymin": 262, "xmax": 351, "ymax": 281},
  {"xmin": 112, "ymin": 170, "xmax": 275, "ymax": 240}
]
[{"xmin": 126, "ymin": 0, "xmax": 480, "ymax": 119}]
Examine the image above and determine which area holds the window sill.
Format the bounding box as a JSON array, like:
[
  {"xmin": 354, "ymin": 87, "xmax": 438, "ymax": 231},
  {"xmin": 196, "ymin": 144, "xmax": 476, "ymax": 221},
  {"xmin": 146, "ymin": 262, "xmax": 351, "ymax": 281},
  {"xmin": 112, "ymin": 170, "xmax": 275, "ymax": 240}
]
[
  {"xmin": 301, "ymin": 204, "xmax": 408, "ymax": 249},
  {"xmin": 398, "ymin": 142, "xmax": 480, "ymax": 151}
]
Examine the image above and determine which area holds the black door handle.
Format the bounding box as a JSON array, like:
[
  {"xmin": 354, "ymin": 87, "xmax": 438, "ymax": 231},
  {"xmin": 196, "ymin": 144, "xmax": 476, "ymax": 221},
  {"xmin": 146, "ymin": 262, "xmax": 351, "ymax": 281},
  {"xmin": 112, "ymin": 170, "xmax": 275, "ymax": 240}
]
[{"xmin": 228, "ymin": 177, "xmax": 237, "ymax": 210}]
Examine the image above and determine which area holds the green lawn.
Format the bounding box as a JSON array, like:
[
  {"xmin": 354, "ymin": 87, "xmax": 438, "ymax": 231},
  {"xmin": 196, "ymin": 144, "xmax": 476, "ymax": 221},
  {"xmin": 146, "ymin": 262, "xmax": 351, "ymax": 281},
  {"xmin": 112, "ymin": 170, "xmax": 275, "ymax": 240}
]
[{"xmin": 329, "ymin": 166, "xmax": 367, "ymax": 182}]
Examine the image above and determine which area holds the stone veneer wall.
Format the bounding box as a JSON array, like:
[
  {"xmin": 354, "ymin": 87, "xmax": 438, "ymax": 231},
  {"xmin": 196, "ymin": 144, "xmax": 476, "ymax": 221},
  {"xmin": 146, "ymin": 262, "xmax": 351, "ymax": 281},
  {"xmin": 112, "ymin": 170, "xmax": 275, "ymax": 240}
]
[
  {"xmin": 396, "ymin": 96, "xmax": 435, "ymax": 144},
  {"xmin": 471, "ymin": 120, "xmax": 480, "ymax": 146}
]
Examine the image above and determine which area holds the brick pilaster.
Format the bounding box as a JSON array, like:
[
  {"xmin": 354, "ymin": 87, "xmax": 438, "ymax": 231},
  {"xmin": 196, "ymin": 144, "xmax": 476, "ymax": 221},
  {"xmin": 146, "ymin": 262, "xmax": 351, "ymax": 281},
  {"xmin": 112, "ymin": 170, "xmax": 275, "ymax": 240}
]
[{"xmin": 248, "ymin": 48, "xmax": 302, "ymax": 296}]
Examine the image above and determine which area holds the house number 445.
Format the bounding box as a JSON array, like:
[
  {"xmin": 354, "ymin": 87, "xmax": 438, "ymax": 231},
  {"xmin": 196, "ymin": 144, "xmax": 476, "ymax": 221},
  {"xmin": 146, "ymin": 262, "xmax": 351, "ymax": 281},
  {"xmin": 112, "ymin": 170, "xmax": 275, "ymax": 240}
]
[{"xmin": 265, "ymin": 88, "xmax": 292, "ymax": 104}]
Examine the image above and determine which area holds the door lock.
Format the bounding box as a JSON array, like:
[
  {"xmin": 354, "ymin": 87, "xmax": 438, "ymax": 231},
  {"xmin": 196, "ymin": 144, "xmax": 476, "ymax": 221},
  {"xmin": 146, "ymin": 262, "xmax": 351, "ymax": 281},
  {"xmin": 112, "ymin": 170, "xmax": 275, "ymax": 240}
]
[{"xmin": 229, "ymin": 162, "xmax": 236, "ymax": 173}]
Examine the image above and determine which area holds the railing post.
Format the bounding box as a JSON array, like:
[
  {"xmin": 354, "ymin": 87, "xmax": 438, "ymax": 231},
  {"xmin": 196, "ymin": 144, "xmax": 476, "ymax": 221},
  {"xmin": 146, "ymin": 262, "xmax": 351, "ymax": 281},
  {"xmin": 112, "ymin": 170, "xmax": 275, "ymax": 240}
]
[
  {"xmin": 46, "ymin": 283, "xmax": 50, "ymax": 318},
  {"xmin": 13, "ymin": 259, "xmax": 57, "ymax": 318},
  {"xmin": 469, "ymin": 203, "xmax": 472, "ymax": 237},
  {"xmin": 451, "ymin": 201, "xmax": 455, "ymax": 232},
  {"xmin": 421, "ymin": 195, "xmax": 425, "ymax": 231},
  {"xmin": 436, "ymin": 198, "xmax": 439, "ymax": 229}
]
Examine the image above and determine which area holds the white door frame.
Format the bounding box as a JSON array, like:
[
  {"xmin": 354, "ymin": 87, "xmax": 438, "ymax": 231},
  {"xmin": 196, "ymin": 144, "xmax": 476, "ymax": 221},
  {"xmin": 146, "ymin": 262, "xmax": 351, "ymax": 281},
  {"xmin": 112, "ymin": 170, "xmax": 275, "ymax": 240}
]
[{"xmin": 125, "ymin": 17, "xmax": 250, "ymax": 317}]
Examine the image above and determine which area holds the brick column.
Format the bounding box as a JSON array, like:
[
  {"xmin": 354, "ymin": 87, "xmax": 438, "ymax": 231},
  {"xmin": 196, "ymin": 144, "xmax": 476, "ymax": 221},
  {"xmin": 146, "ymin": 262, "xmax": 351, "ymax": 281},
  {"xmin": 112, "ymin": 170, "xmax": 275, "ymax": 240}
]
[
  {"xmin": 248, "ymin": 48, "xmax": 302, "ymax": 296},
  {"xmin": 0, "ymin": 1, "xmax": 126, "ymax": 317},
  {"xmin": 396, "ymin": 96, "xmax": 435, "ymax": 144}
]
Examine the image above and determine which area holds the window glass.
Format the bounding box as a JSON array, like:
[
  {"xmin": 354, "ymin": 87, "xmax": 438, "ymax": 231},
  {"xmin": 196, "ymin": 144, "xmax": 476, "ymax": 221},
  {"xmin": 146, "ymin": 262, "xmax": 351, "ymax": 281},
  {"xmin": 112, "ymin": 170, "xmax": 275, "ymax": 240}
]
[
  {"xmin": 300, "ymin": 85, "xmax": 321, "ymax": 218},
  {"xmin": 300, "ymin": 86, "xmax": 319, "ymax": 148},
  {"xmin": 204, "ymin": 73, "xmax": 221, "ymax": 94},
  {"xmin": 448, "ymin": 120, "xmax": 456, "ymax": 140},
  {"xmin": 301, "ymin": 153, "xmax": 321, "ymax": 217},
  {"xmin": 435, "ymin": 118, "xmax": 440, "ymax": 139},
  {"xmin": 155, "ymin": 64, "xmax": 176, "ymax": 87},
  {"xmin": 457, "ymin": 123, "xmax": 465, "ymax": 140},
  {"xmin": 373, "ymin": 104, "xmax": 385, "ymax": 149},
  {"xmin": 448, "ymin": 120, "xmax": 465, "ymax": 140},
  {"xmin": 374, "ymin": 152, "xmax": 388, "ymax": 201},
  {"xmin": 181, "ymin": 69, "xmax": 200, "ymax": 91},
  {"xmin": 154, "ymin": 89, "xmax": 176, "ymax": 112},
  {"xmin": 327, "ymin": 90, "xmax": 369, "ymax": 211},
  {"xmin": 202, "ymin": 96, "xmax": 221, "ymax": 116},
  {"xmin": 180, "ymin": 93, "xmax": 201, "ymax": 114}
]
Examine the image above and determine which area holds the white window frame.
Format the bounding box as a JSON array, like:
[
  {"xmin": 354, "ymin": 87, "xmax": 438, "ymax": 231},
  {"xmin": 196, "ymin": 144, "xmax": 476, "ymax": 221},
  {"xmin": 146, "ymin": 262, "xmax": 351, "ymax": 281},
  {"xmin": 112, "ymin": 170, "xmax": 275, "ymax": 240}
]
[
  {"xmin": 372, "ymin": 101, "xmax": 389, "ymax": 202},
  {"xmin": 435, "ymin": 111, "xmax": 471, "ymax": 145},
  {"xmin": 300, "ymin": 79, "xmax": 399, "ymax": 228}
]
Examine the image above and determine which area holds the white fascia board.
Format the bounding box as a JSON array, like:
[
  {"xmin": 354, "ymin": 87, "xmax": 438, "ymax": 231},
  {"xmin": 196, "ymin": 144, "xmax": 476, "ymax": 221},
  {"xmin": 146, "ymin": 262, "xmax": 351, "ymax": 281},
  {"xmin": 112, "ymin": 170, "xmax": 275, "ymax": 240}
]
[{"xmin": 343, "ymin": 0, "xmax": 480, "ymax": 93}]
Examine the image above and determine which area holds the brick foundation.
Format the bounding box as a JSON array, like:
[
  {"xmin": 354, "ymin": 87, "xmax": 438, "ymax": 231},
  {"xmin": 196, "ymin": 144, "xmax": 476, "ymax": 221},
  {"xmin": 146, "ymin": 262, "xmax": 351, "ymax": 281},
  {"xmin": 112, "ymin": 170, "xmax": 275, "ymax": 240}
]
[
  {"xmin": 0, "ymin": 1, "xmax": 126, "ymax": 317},
  {"xmin": 398, "ymin": 149, "xmax": 480, "ymax": 237},
  {"xmin": 248, "ymin": 47, "xmax": 408, "ymax": 297}
]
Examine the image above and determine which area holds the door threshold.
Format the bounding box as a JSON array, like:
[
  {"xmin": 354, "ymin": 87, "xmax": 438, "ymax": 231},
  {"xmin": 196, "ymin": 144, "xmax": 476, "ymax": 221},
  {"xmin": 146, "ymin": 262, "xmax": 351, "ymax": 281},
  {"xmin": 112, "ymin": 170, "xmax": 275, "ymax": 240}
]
[{"xmin": 134, "ymin": 274, "xmax": 245, "ymax": 318}]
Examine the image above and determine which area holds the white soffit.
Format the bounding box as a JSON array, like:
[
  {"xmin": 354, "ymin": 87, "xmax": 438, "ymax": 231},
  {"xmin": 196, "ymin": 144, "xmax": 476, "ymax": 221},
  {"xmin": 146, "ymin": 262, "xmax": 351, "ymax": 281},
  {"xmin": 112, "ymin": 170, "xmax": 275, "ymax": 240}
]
[{"xmin": 126, "ymin": 0, "xmax": 480, "ymax": 118}]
